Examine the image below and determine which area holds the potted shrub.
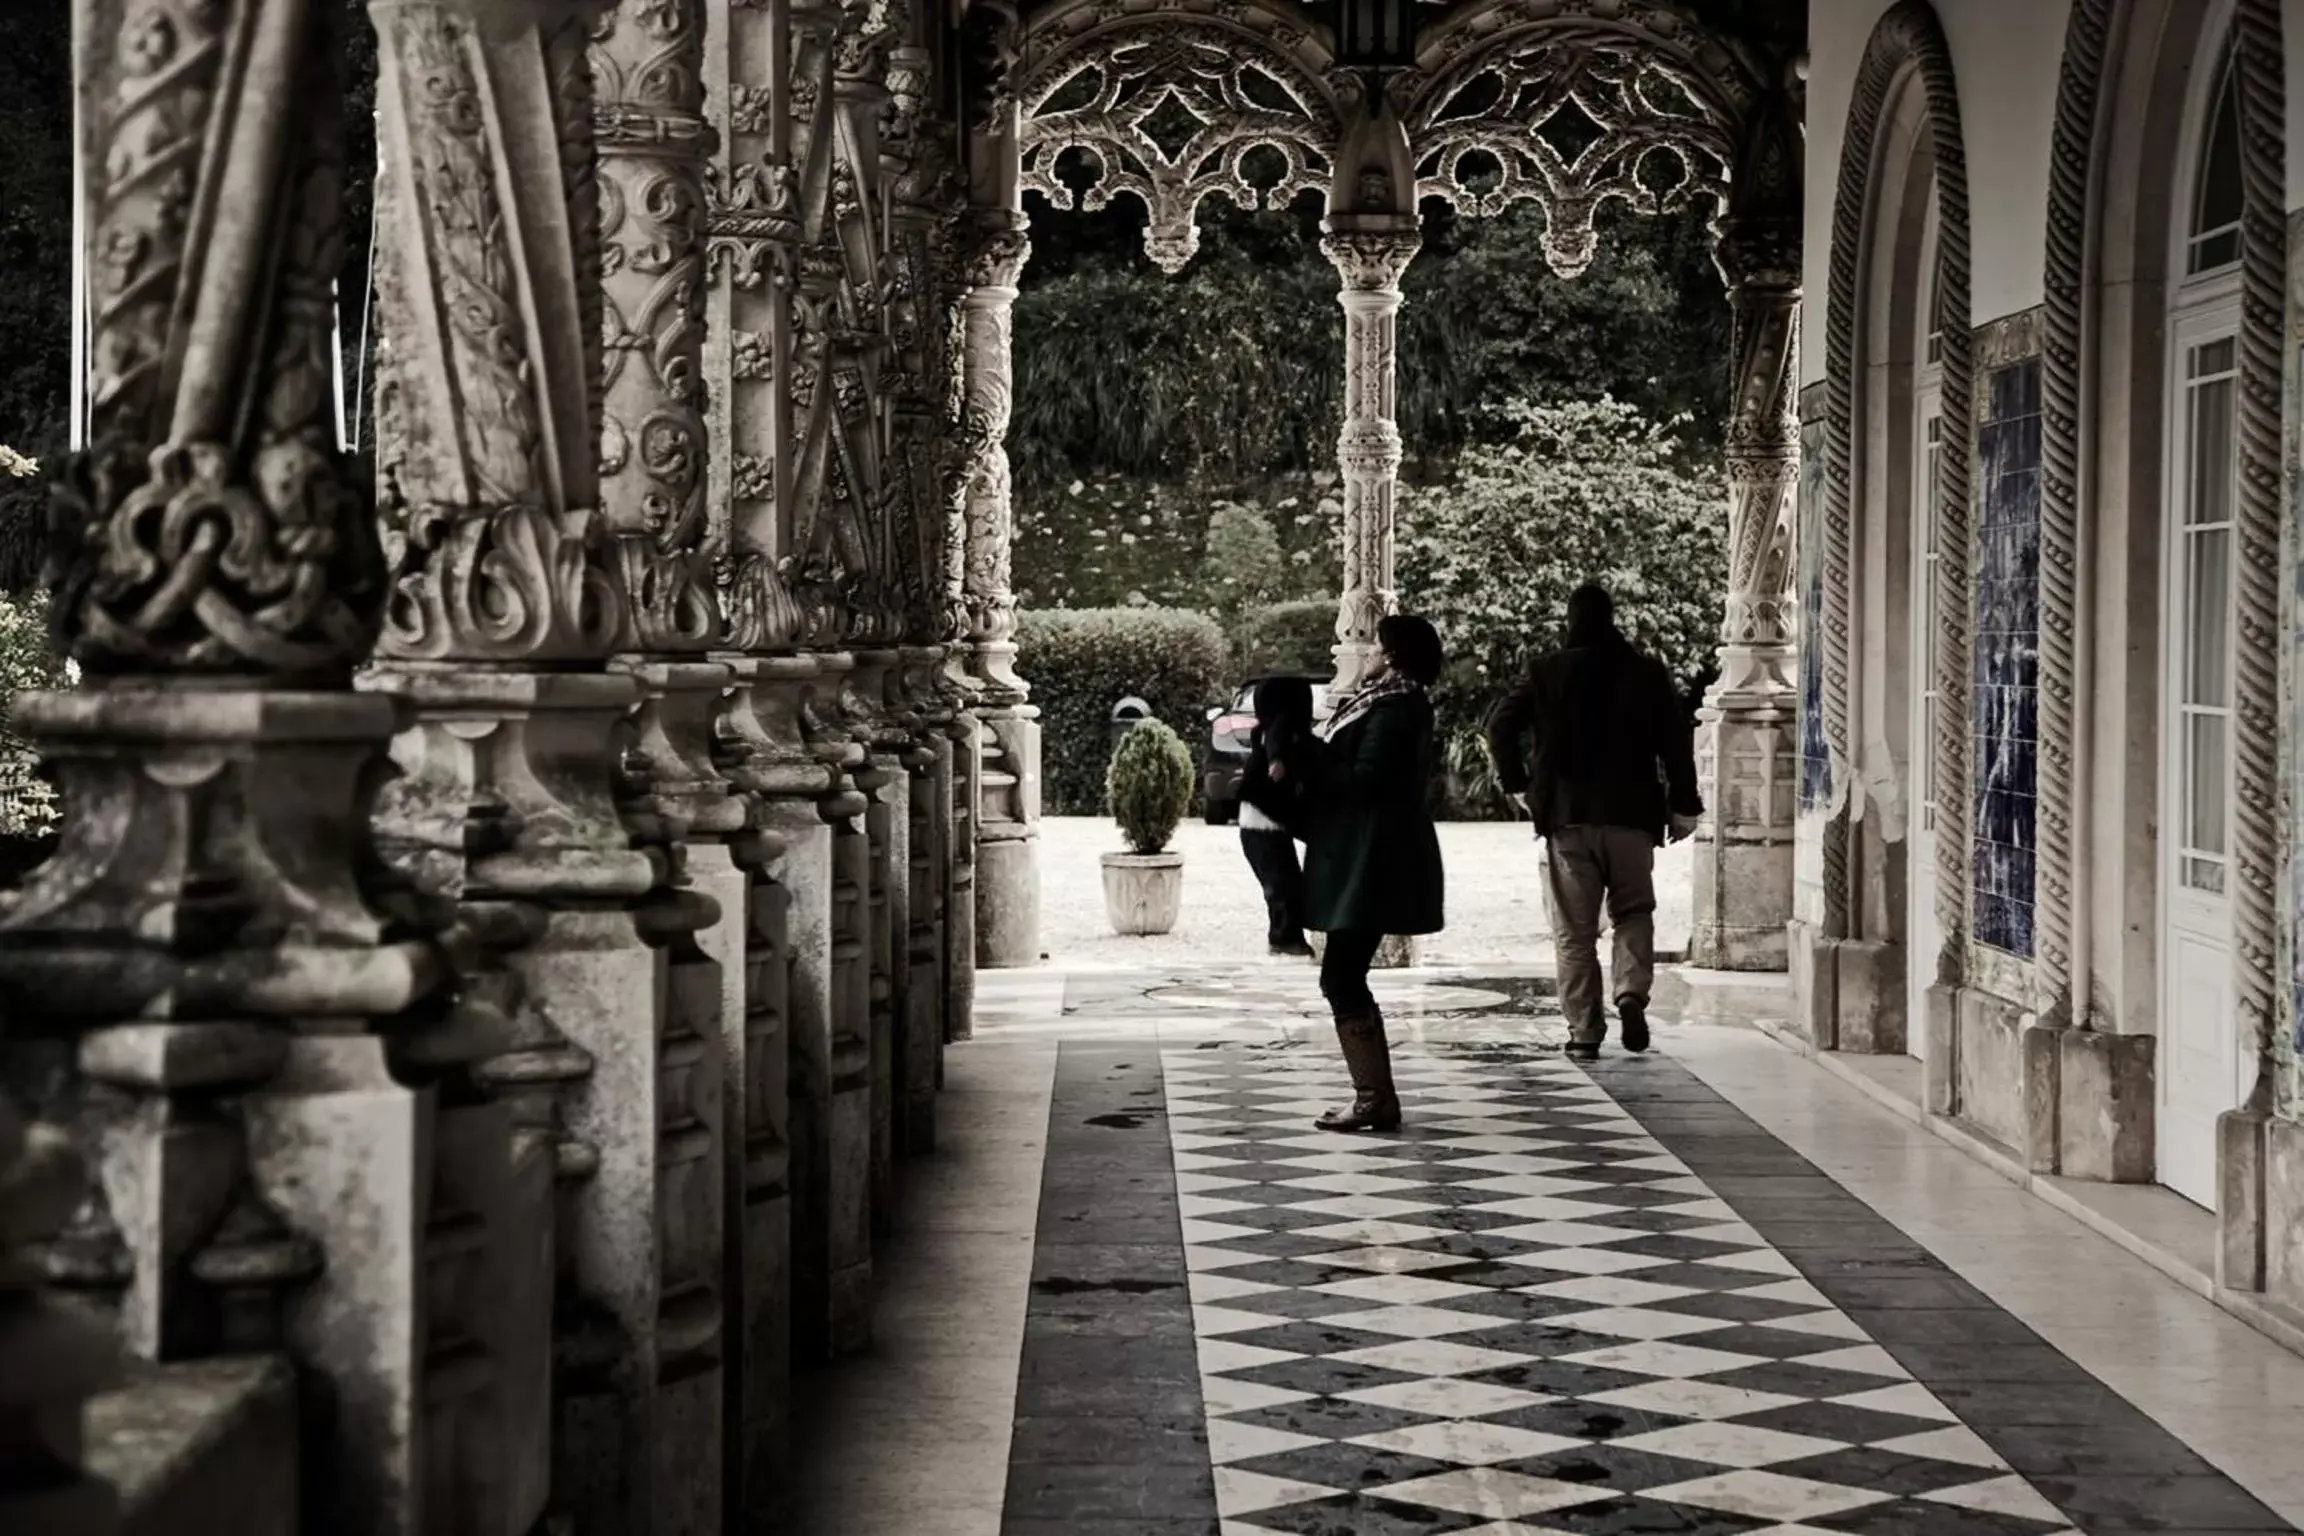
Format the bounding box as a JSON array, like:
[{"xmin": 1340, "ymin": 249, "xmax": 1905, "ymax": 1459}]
[{"xmin": 1101, "ymin": 718, "xmax": 1194, "ymax": 936}]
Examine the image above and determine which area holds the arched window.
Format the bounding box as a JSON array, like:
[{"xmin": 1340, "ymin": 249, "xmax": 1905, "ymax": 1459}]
[
  {"xmin": 1908, "ymin": 189, "xmax": 1944, "ymax": 1046},
  {"xmin": 2187, "ymin": 49, "xmax": 2244, "ymax": 276},
  {"xmin": 2159, "ymin": 26, "xmax": 2244, "ymax": 1208}
]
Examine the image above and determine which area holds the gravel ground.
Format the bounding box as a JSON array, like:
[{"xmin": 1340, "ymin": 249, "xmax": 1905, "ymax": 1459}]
[{"xmin": 1034, "ymin": 815, "xmax": 1693, "ymax": 969}]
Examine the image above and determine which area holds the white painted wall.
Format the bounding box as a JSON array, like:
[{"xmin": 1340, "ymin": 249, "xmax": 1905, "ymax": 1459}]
[
  {"xmin": 2289, "ymin": 0, "xmax": 2304, "ymax": 206},
  {"xmin": 1802, "ymin": 0, "xmax": 2073, "ymax": 386}
]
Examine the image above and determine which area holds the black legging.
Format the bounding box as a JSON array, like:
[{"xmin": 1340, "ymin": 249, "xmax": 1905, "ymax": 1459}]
[
  {"xmin": 1241, "ymin": 829, "xmax": 1306, "ymax": 945},
  {"xmin": 1319, "ymin": 929, "xmax": 1384, "ymax": 1021}
]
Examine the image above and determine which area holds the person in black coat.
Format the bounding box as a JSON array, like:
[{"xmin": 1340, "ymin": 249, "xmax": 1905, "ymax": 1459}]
[
  {"xmin": 1237, "ymin": 676, "xmax": 1315, "ymax": 956},
  {"xmin": 1485, "ymin": 583, "xmax": 1701, "ymax": 1061},
  {"xmin": 1301, "ymin": 614, "xmax": 1447, "ymax": 1132}
]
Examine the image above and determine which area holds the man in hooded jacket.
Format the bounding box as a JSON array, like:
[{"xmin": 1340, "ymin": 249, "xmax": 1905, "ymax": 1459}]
[{"xmin": 1485, "ymin": 583, "xmax": 1702, "ymax": 1060}]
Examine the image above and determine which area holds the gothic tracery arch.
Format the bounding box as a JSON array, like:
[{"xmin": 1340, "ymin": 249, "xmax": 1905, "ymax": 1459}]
[
  {"xmin": 1400, "ymin": 0, "xmax": 1761, "ymax": 277},
  {"xmin": 1015, "ymin": 0, "xmax": 1346, "ymax": 271}
]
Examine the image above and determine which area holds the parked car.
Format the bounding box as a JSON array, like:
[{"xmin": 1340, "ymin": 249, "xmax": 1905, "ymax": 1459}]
[{"xmin": 1202, "ymin": 677, "xmax": 1330, "ymax": 825}]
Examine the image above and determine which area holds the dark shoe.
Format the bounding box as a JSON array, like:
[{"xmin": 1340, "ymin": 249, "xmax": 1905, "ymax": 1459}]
[
  {"xmin": 1618, "ymin": 998, "xmax": 1650, "ymax": 1054},
  {"xmin": 1315, "ymin": 1012, "xmax": 1402, "ymax": 1132},
  {"xmin": 1564, "ymin": 1040, "xmax": 1600, "ymax": 1063},
  {"xmin": 1271, "ymin": 937, "xmax": 1315, "ymax": 958}
]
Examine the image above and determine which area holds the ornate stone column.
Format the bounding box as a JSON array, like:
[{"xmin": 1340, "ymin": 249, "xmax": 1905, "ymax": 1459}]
[
  {"xmin": 880, "ymin": 36, "xmax": 956, "ymax": 1157},
  {"xmin": 704, "ymin": 0, "xmax": 874, "ymax": 1367},
  {"xmin": 587, "ymin": 5, "xmax": 773, "ymax": 1522},
  {"xmin": 0, "ymin": 2, "xmax": 465, "ymax": 1531},
  {"xmin": 1320, "ymin": 217, "xmax": 1421, "ymax": 695},
  {"xmin": 1689, "ymin": 220, "xmax": 1802, "ymax": 972},
  {"xmin": 701, "ymin": 0, "xmax": 814, "ymax": 1497},
  {"xmin": 362, "ymin": 5, "xmax": 723, "ymax": 1533},
  {"xmin": 955, "ymin": 211, "xmax": 1040, "ymax": 967}
]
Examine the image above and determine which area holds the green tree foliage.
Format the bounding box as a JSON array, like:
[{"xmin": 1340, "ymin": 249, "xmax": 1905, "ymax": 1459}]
[
  {"xmin": 0, "ymin": 5, "xmax": 72, "ymax": 591},
  {"xmin": 1196, "ymin": 501, "xmax": 1287, "ymax": 618},
  {"xmin": 1397, "ymin": 395, "xmax": 1726, "ymax": 769},
  {"xmin": 1014, "ymin": 475, "xmax": 1339, "ymax": 612},
  {"xmin": 1233, "ymin": 598, "xmax": 1337, "ymax": 680},
  {"xmin": 1007, "ymin": 194, "xmax": 1730, "ymax": 504},
  {"xmin": 1017, "ymin": 606, "xmax": 1228, "ymax": 816},
  {"xmin": 1010, "ymin": 201, "xmax": 1343, "ymax": 496},
  {"xmin": 1106, "ymin": 719, "xmax": 1194, "ymax": 855},
  {"xmin": 1397, "ymin": 201, "xmax": 1729, "ymax": 469}
]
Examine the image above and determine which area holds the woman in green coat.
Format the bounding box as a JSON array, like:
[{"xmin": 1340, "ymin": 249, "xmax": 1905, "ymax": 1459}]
[{"xmin": 1300, "ymin": 613, "xmax": 1446, "ymax": 1132}]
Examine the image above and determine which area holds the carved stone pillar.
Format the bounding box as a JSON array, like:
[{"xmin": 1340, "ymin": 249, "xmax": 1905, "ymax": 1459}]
[
  {"xmin": 588, "ymin": 6, "xmax": 771, "ymax": 1524},
  {"xmin": 363, "ymin": 5, "xmax": 722, "ymax": 1533},
  {"xmin": 701, "ymin": 0, "xmax": 811, "ymax": 1493},
  {"xmin": 1689, "ymin": 225, "xmax": 1801, "ymax": 972},
  {"xmin": 1320, "ymin": 219, "xmax": 1420, "ymax": 696},
  {"xmin": 956, "ymin": 212, "xmax": 1040, "ymax": 968},
  {"xmin": 798, "ymin": 653, "xmax": 876, "ymax": 1352},
  {"xmin": 898, "ymin": 648, "xmax": 952, "ymax": 1143},
  {"xmin": 0, "ymin": 3, "xmax": 459, "ymax": 1532},
  {"xmin": 843, "ymin": 654, "xmax": 909, "ymax": 1232},
  {"xmin": 880, "ymin": 34, "xmax": 957, "ymax": 1146}
]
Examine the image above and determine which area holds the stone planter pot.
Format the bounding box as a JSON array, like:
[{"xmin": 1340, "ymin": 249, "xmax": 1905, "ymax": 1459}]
[{"xmin": 1101, "ymin": 851, "xmax": 1185, "ymax": 936}]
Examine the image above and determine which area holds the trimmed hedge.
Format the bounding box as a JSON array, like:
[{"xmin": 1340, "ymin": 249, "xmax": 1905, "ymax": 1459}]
[
  {"xmin": 1232, "ymin": 598, "xmax": 1337, "ymax": 681},
  {"xmin": 1018, "ymin": 606, "xmax": 1230, "ymax": 816}
]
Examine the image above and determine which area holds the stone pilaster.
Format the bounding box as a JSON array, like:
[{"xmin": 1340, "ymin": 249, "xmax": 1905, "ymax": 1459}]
[
  {"xmin": 955, "ymin": 212, "xmax": 1041, "ymax": 967},
  {"xmin": 800, "ymin": 654, "xmax": 877, "ymax": 1353},
  {"xmin": 1320, "ymin": 219, "xmax": 1420, "ymax": 695},
  {"xmin": 0, "ymin": 2, "xmax": 461, "ymax": 1531},
  {"xmin": 363, "ymin": 4, "xmax": 722, "ymax": 1532},
  {"xmin": 1689, "ymin": 223, "xmax": 1801, "ymax": 973},
  {"xmin": 590, "ymin": 5, "xmax": 767, "ymax": 1523}
]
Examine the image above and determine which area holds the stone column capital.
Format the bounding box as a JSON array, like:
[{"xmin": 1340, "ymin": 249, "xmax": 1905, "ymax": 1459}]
[
  {"xmin": 961, "ymin": 212, "xmax": 1032, "ymax": 292},
  {"xmin": 1320, "ymin": 218, "xmax": 1422, "ymax": 292},
  {"xmin": 1716, "ymin": 219, "xmax": 1803, "ymax": 295}
]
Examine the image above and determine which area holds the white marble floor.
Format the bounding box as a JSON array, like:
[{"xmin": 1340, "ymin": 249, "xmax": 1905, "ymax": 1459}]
[{"xmin": 786, "ymin": 964, "xmax": 2304, "ymax": 1535}]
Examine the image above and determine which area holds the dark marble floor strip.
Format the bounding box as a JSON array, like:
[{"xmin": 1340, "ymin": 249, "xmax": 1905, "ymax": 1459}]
[
  {"xmin": 1589, "ymin": 1053, "xmax": 2297, "ymax": 1535},
  {"xmin": 1002, "ymin": 1037, "xmax": 1220, "ymax": 1536}
]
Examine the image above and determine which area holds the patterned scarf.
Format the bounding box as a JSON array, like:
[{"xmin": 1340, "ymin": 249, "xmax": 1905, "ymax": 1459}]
[{"xmin": 1319, "ymin": 670, "xmax": 1422, "ymax": 742}]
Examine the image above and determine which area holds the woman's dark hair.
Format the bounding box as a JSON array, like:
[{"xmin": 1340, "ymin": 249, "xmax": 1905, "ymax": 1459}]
[
  {"xmin": 1566, "ymin": 582, "xmax": 1615, "ymax": 644},
  {"xmin": 1254, "ymin": 675, "xmax": 1315, "ymax": 727},
  {"xmin": 1378, "ymin": 613, "xmax": 1444, "ymax": 687}
]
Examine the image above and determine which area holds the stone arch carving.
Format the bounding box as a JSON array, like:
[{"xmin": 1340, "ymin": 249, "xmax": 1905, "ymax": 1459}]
[
  {"xmin": 1014, "ymin": 0, "xmax": 1346, "ymax": 272},
  {"xmin": 1400, "ymin": 0, "xmax": 1761, "ymax": 278},
  {"xmin": 2039, "ymin": 0, "xmax": 2286, "ymax": 1059},
  {"xmin": 1822, "ymin": 0, "xmax": 1974, "ymax": 960}
]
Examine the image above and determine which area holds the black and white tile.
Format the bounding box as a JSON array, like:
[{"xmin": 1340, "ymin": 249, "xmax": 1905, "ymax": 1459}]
[{"xmin": 1166, "ymin": 1043, "xmax": 2085, "ymax": 1536}]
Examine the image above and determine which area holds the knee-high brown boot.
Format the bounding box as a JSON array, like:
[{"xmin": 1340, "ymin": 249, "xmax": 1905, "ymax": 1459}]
[{"xmin": 1315, "ymin": 1008, "xmax": 1401, "ymax": 1132}]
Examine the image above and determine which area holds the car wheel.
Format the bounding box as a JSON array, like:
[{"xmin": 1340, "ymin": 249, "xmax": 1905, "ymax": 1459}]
[{"xmin": 1204, "ymin": 799, "xmax": 1237, "ymax": 827}]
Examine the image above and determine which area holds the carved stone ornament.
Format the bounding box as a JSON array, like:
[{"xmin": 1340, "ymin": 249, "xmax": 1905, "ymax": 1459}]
[
  {"xmin": 1405, "ymin": 31, "xmax": 1734, "ymax": 279},
  {"xmin": 1821, "ymin": 0, "xmax": 1973, "ymax": 961},
  {"xmin": 51, "ymin": 0, "xmax": 385, "ymax": 682},
  {"xmin": 1017, "ymin": 23, "xmax": 1340, "ymax": 273},
  {"xmin": 369, "ymin": 0, "xmax": 628, "ymax": 663},
  {"xmin": 592, "ymin": 0, "xmax": 724, "ymax": 654},
  {"xmin": 707, "ymin": 159, "xmax": 804, "ymax": 292}
]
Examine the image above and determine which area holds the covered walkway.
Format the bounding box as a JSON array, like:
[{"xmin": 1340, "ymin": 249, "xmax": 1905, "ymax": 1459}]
[{"xmin": 797, "ymin": 968, "xmax": 2304, "ymax": 1534}]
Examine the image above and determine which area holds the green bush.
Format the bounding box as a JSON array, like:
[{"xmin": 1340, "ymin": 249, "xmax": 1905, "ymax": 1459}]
[
  {"xmin": 1017, "ymin": 606, "xmax": 1229, "ymax": 816},
  {"xmin": 1107, "ymin": 719, "xmax": 1194, "ymax": 855},
  {"xmin": 1398, "ymin": 396, "xmax": 1725, "ymax": 814},
  {"xmin": 1233, "ymin": 598, "xmax": 1337, "ymax": 681}
]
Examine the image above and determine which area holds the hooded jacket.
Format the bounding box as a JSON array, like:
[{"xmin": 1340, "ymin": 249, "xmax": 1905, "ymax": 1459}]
[{"xmin": 1483, "ymin": 617, "xmax": 1702, "ymax": 843}]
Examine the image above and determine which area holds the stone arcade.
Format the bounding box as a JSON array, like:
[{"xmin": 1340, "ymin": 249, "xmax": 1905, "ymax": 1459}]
[{"xmin": 16, "ymin": 0, "xmax": 2304, "ymax": 1531}]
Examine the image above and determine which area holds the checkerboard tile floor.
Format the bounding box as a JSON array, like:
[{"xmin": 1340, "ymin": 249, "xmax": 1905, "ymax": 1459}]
[{"xmin": 1165, "ymin": 1042, "xmax": 2084, "ymax": 1536}]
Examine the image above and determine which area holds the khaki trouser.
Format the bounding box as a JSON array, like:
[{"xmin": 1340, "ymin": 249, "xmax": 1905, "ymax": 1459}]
[{"xmin": 1542, "ymin": 825, "xmax": 1658, "ymax": 1045}]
